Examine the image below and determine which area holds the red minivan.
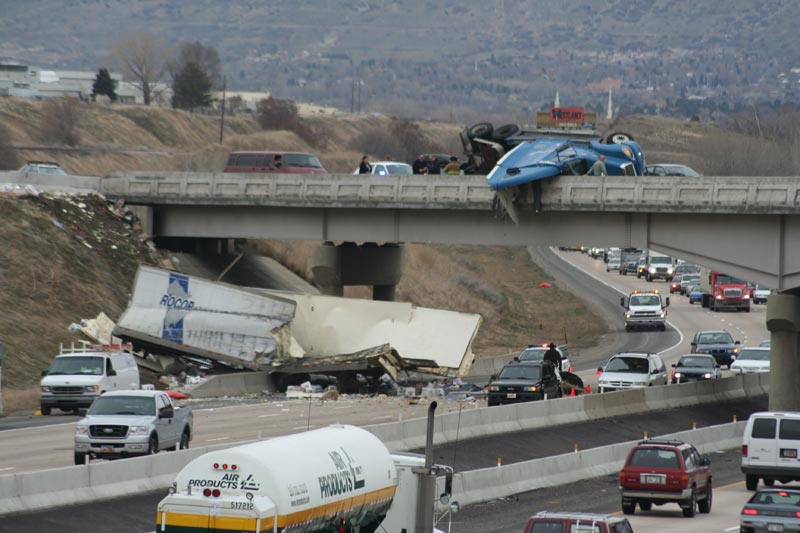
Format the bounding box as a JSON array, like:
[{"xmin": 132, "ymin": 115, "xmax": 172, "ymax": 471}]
[{"xmin": 223, "ymin": 151, "xmax": 327, "ymax": 174}]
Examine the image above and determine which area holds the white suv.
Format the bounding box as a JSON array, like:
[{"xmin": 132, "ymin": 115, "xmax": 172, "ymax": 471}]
[{"xmin": 597, "ymin": 352, "xmax": 668, "ymax": 393}]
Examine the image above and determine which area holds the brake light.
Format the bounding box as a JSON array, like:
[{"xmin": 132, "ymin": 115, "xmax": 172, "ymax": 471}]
[
  {"xmin": 619, "ymin": 471, "xmax": 626, "ymax": 483},
  {"xmin": 680, "ymin": 473, "xmax": 688, "ymax": 489},
  {"xmin": 742, "ymin": 508, "xmax": 758, "ymax": 515},
  {"xmin": 742, "ymin": 445, "xmax": 748, "ymax": 457},
  {"xmin": 203, "ymin": 488, "xmax": 212, "ymax": 497},
  {"xmin": 212, "ymin": 489, "xmax": 221, "ymax": 498}
]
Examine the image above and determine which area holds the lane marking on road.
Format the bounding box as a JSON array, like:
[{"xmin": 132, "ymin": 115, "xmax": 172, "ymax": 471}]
[
  {"xmin": 258, "ymin": 414, "xmax": 279, "ymax": 418},
  {"xmin": 292, "ymin": 425, "xmax": 316, "ymax": 430},
  {"xmin": 554, "ymin": 249, "xmax": 684, "ymax": 356},
  {"xmin": 0, "ymin": 467, "xmax": 15, "ymax": 472},
  {"xmin": 205, "ymin": 437, "xmax": 230, "ymax": 442}
]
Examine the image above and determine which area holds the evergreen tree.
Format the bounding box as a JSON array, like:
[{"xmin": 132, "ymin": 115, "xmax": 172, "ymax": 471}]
[
  {"xmin": 171, "ymin": 62, "xmax": 212, "ymax": 111},
  {"xmin": 91, "ymin": 68, "xmax": 118, "ymax": 102}
]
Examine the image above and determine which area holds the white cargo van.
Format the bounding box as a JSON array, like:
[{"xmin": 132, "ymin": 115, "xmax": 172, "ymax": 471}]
[
  {"xmin": 40, "ymin": 343, "xmax": 140, "ymax": 415},
  {"xmin": 741, "ymin": 412, "xmax": 800, "ymax": 490}
]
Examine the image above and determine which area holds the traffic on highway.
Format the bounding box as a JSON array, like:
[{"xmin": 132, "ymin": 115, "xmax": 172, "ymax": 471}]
[{"xmin": 0, "ymin": 245, "xmax": 778, "ymax": 533}]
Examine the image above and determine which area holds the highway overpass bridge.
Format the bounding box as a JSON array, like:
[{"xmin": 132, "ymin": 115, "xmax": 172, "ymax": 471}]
[{"xmin": 101, "ymin": 171, "xmax": 800, "ymax": 410}]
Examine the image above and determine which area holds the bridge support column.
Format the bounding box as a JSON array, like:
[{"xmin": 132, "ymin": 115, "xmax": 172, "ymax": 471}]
[
  {"xmin": 311, "ymin": 242, "xmax": 404, "ymax": 301},
  {"xmin": 766, "ymin": 292, "xmax": 800, "ymax": 411}
]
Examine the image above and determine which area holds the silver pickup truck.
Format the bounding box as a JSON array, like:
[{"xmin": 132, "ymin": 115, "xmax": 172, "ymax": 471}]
[{"xmin": 74, "ymin": 389, "xmax": 193, "ymax": 465}]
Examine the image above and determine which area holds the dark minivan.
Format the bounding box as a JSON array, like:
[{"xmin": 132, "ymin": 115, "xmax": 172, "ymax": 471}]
[{"xmin": 224, "ymin": 151, "xmax": 327, "ymax": 174}]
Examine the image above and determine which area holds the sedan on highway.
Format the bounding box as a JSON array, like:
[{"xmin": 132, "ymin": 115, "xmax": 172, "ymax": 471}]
[
  {"xmin": 688, "ymin": 284, "xmax": 703, "ymax": 304},
  {"xmin": 741, "ymin": 488, "xmax": 800, "ymax": 533},
  {"xmin": 691, "ymin": 330, "xmax": 741, "ymax": 369},
  {"xmin": 670, "ymin": 354, "xmax": 721, "ymax": 384},
  {"xmin": 730, "ymin": 347, "xmax": 770, "ymax": 374},
  {"xmin": 669, "ymin": 275, "xmax": 683, "ymax": 294}
]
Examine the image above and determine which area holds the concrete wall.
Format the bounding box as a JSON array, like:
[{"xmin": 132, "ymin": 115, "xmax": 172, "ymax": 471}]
[
  {"xmin": 366, "ymin": 372, "xmax": 769, "ymax": 451},
  {"xmin": 0, "ymin": 171, "xmax": 101, "ymax": 193},
  {"xmin": 452, "ymin": 421, "xmax": 745, "ymax": 506}
]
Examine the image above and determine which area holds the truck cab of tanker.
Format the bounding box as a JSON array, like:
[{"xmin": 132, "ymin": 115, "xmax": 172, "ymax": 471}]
[{"xmin": 621, "ymin": 289, "xmax": 669, "ymax": 331}]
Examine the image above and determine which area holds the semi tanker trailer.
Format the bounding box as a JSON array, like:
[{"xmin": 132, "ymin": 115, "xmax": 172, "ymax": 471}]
[{"xmin": 157, "ymin": 412, "xmax": 454, "ymax": 532}]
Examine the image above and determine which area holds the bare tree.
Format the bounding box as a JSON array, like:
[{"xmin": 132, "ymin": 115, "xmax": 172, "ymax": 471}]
[
  {"xmin": 169, "ymin": 41, "xmax": 222, "ymax": 89},
  {"xmin": 39, "ymin": 97, "xmax": 81, "ymax": 146},
  {"xmin": 112, "ymin": 32, "xmax": 168, "ymax": 106}
]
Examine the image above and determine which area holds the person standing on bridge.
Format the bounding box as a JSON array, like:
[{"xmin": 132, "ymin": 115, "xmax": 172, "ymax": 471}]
[
  {"xmin": 412, "ymin": 154, "xmax": 427, "ymax": 175},
  {"xmin": 427, "ymin": 155, "xmax": 442, "ymax": 175},
  {"xmin": 358, "ymin": 155, "xmax": 372, "ymax": 174},
  {"xmin": 444, "ymin": 156, "xmax": 461, "ymax": 175},
  {"xmin": 588, "ymin": 154, "xmax": 607, "ymax": 176}
]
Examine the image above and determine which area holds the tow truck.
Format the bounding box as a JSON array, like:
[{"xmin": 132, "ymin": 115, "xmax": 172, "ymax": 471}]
[{"xmin": 621, "ymin": 289, "xmax": 669, "ymax": 332}]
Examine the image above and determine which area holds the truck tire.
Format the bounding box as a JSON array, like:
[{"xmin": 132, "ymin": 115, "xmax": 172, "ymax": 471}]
[
  {"xmin": 605, "ymin": 131, "xmax": 635, "ymax": 144},
  {"xmin": 744, "ymin": 306, "xmax": 751, "ymax": 313},
  {"xmin": 639, "ymin": 501, "xmax": 652, "ymax": 511},
  {"xmin": 698, "ymin": 482, "xmax": 712, "ymax": 513},
  {"xmin": 621, "ymin": 500, "xmax": 635, "ymax": 515},
  {"xmin": 646, "ymin": 275, "xmax": 653, "ymax": 282},
  {"xmin": 467, "ymin": 122, "xmax": 494, "ymax": 141},
  {"xmin": 147, "ymin": 434, "xmax": 158, "ymax": 455},
  {"xmin": 177, "ymin": 429, "xmax": 190, "ymax": 450},
  {"xmin": 41, "ymin": 406, "xmax": 51, "ymax": 416},
  {"xmin": 681, "ymin": 488, "xmax": 697, "ymax": 517},
  {"xmin": 491, "ymin": 123, "xmax": 520, "ymax": 141},
  {"xmin": 746, "ymin": 474, "xmax": 759, "ymax": 491},
  {"xmin": 74, "ymin": 452, "xmax": 87, "ymax": 465}
]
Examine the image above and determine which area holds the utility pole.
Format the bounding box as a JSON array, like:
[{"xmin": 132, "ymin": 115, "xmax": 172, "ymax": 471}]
[
  {"xmin": 219, "ymin": 76, "xmax": 227, "ymax": 145},
  {"xmin": 357, "ymin": 80, "xmax": 361, "ymax": 113},
  {"xmin": 0, "ymin": 342, "xmax": 4, "ymax": 415}
]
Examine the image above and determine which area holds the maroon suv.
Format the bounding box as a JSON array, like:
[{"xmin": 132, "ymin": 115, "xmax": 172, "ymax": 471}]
[
  {"xmin": 619, "ymin": 439, "xmax": 712, "ymax": 517},
  {"xmin": 524, "ymin": 512, "xmax": 633, "ymax": 532}
]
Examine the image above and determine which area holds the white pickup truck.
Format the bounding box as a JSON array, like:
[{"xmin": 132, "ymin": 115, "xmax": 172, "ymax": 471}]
[{"xmin": 74, "ymin": 390, "xmax": 192, "ymax": 465}]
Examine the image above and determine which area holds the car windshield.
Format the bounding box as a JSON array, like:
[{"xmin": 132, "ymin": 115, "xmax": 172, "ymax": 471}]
[
  {"xmin": 630, "ymin": 295, "xmax": 661, "ymax": 306},
  {"xmin": 681, "ymin": 275, "xmax": 700, "ymax": 284},
  {"xmin": 697, "ymin": 332, "xmax": 733, "ymax": 344},
  {"xmin": 88, "ymin": 396, "xmax": 156, "ymax": 416},
  {"xmin": 629, "ymin": 448, "xmax": 679, "ymax": 468},
  {"xmin": 519, "ymin": 348, "xmax": 546, "ymax": 362},
  {"xmin": 677, "ymin": 356, "xmax": 714, "ymax": 368},
  {"xmin": 750, "ymin": 490, "xmax": 800, "ymax": 506},
  {"xmin": 609, "ymin": 259, "xmax": 620, "ymax": 264},
  {"xmin": 284, "ymin": 153, "xmax": 323, "ymax": 168},
  {"xmin": 717, "ymin": 274, "xmax": 745, "ymax": 284},
  {"xmin": 651, "ymin": 257, "xmax": 671, "ymax": 265},
  {"xmin": 737, "ymin": 349, "xmax": 770, "ymax": 361},
  {"xmin": 497, "ymin": 365, "xmax": 542, "ymax": 380},
  {"xmin": 605, "ymin": 357, "xmax": 649, "ymax": 374},
  {"xmin": 676, "ymin": 264, "xmax": 700, "ymax": 274},
  {"xmin": 47, "ymin": 356, "xmax": 104, "ymax": 375},
  {"xmin": 759, "ymin": 340, "xmax": 771, "ymax": 347},
  {"xmin": 664, "ymin": 165, "xmax": 702, "ymax": 177}
]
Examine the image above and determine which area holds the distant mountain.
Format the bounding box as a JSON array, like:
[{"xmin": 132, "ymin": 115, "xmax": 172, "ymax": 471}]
[{"xmin": 2, "ymin": 0, "xmax": 799, "ymax": 121}]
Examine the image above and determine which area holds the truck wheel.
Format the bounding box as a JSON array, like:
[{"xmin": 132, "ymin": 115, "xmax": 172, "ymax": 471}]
[
  {"xmin": 74, "ymin": 452, "xmax": 87, "ymax": 465},
  {"xmin": 646, "ymin": 275, "xmax": 652, "ymax": 282},
  {"xmin": 605, "ymin": 131, "xmax": 634, "ymax": 144},
  {"xmin": 41, "ymin": 406, "xmax": 51, "ymax": 416},
  {"xmin": 147, "ymin": 435, "xmax": 158, "ymax": 455},
  {"xmin": 491, "ymin": 123, "xmax": 520, "ymax": 141},
  {"xmin": 746, "ymin": 474, "xmax": 759, "ymax": 491},
  {"xmin": 682, "ymin": 488, "xmax": 696, "ymax": 517},
  {"xmin": 467, "ymin": 122, "xmax": 494, "ymax": 141},
  {"xmin": 745, "ymin": 306, "xmax": 751, "ymax": 313},
  {"xmin": 625, "ymin": 324, "xmax": 632, "ymax": 332},
  {"xmin": 698, "ymin": 482, "xmax": 712, "ymax": 513},
  {"xmin": 639, "ymin": 501, "xmax": 652, "ymax": 511},
  {"xmin": 621, "ymin": 501, "xmax": 635, "ymax": 515},
  {"xmin": 659, "ymin": 324, "xmax": 667, "ymax": 331},
  {"xmin": 178, "ymin": 429, "xmax": 190, "ymax": 450}
]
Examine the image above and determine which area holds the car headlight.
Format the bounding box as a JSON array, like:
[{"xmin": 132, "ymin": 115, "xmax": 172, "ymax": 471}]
[
  {"xmin": 129, "ymin": 425, "xmax": 150, "ymax": 435},
  {"xmin": 84, "ymin": 385, "xmax": 100, "ymax": 392},
  {"xmin": 715, "ymin": 295, "xmax": 723, "ymax": 300},
  {"xmin": 733, "ymin": 347, "xmax": 739, "ymax": 353},
  {"xmin": 660, "ymin": 312, "xmax": 666, "ymax": 318},
  {"xmin": 667, "ymin": 267, "xmax": 674, "ymax": 273},
  {"xmin": 703, "ymin": 373, "xmax": 712, "ymax": 379},
  {"xmin": 75, "ymin": 425, "xmax": 89, "ymax": 435},
  {"xmin": 648, "ymin": 266, "xmax": 656, "ymax": 273},
  {"xmin": 622, "ymin": 146, "xmax": 634, "ymax": 159},
  {"xmin": 674, "ymin": 372, "xmax": 682, "ymax": 378},
  {"xmin": 525, "ymin": 386, "xmax": 538, "ymax": 392},
  {"xmin": 41, "ymin": 386, "xmax": 51, "ymax": 393},
  {"xmin": 625, "ymin": 312, "xmax": 631, "ymax": 318},
  {"xmin": 634, "ymin": 381, "xmax": 647, "ymax": 386},
  {"xmin": 743, "ymin": 294, "xmax": 750, "ymax": 299}
]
